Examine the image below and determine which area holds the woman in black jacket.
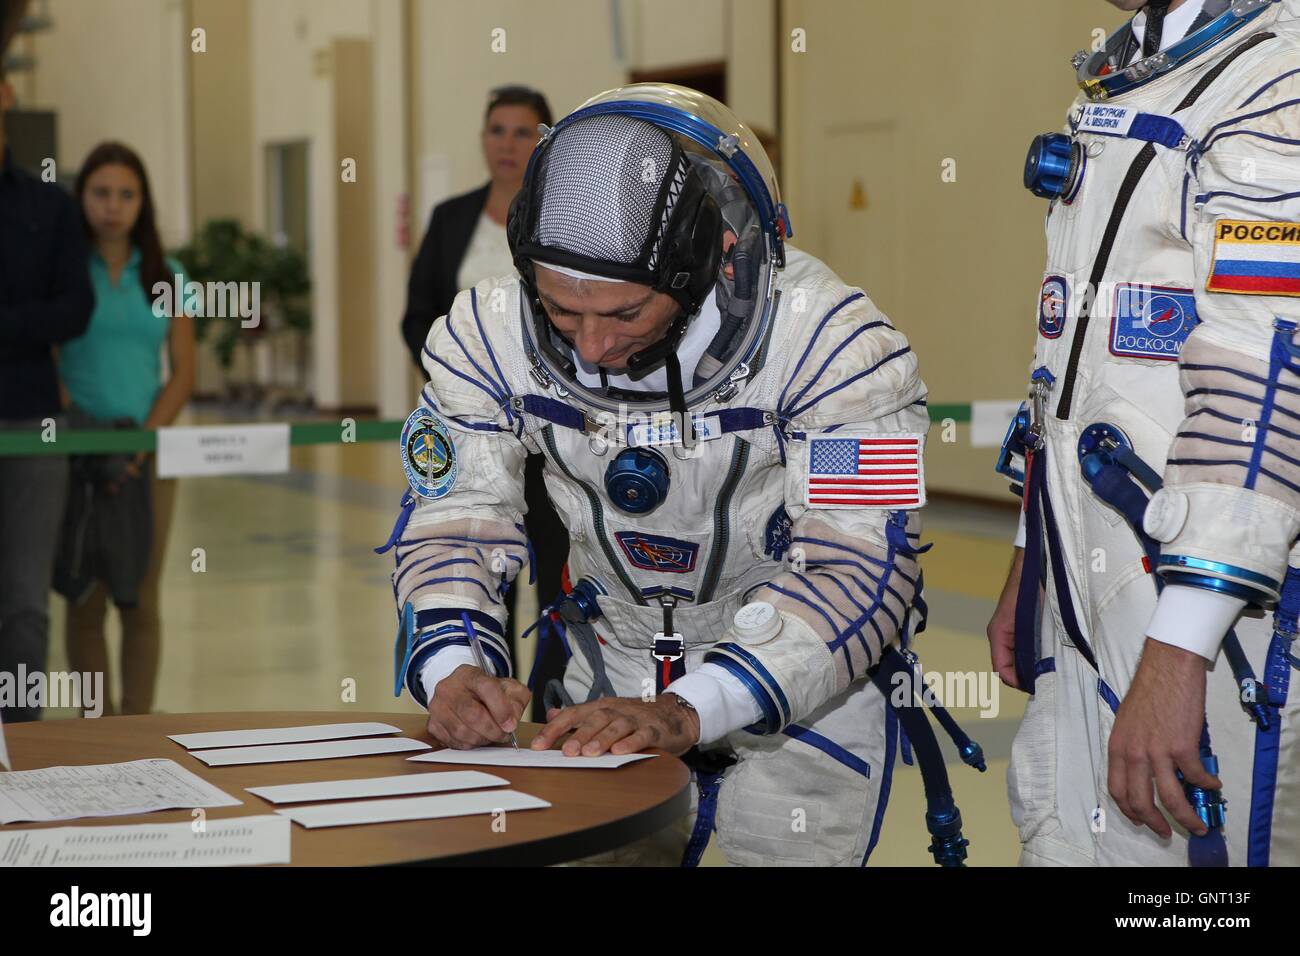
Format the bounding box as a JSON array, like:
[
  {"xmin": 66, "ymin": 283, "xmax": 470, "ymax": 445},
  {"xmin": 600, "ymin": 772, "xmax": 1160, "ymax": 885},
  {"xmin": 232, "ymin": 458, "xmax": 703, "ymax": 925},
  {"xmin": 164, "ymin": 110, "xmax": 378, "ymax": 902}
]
[
  {"xmin": 401, "ymin": 85, "xmax": 567, "ymax": 719},
  {"xmin": 401, "ymin": 85, "xmax": 552, "ymax": 363}
]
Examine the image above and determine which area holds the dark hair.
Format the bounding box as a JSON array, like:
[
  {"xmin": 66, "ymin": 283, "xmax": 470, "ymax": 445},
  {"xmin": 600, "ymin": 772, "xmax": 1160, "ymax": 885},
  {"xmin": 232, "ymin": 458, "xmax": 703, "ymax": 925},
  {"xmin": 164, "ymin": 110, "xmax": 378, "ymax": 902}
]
[
  {"xmin": 485, "ymin": 85, "xmax": 553, "ymax": 128},
  {"xmin": 1, "ymin": 0, "xmax": 30, "ymax": 69},
  {"xmin": 75, "ymin": 142, "xmax": 170, "ymax": 303}
]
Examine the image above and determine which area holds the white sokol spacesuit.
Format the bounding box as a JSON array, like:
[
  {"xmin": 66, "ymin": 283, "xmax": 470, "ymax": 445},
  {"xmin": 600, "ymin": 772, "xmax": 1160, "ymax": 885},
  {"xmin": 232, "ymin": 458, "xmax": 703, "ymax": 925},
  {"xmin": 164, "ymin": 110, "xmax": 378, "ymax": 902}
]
[
  {"xmin": 1006, "ymin": 0, "xmax": 1300, "ymax": 866},
  {"xmin": 380, "ymin": 85, "xmax": 954, "ymax": 866}
]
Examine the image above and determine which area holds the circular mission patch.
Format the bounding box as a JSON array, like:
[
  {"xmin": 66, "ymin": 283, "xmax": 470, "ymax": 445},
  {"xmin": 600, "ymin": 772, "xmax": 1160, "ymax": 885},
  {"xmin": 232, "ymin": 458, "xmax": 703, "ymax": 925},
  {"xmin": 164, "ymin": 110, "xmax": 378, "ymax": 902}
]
[{"xmin": 401, "ymin": 408, "xmax": 458, "ymax": 499}]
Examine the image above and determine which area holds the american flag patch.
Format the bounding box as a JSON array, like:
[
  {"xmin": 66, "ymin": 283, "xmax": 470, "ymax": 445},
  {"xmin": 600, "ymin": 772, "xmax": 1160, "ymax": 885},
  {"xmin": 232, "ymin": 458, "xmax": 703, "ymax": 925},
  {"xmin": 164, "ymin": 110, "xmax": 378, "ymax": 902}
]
[{"xmin": 805, "ymin": 433, "xmax": 925, "ymax": 510}]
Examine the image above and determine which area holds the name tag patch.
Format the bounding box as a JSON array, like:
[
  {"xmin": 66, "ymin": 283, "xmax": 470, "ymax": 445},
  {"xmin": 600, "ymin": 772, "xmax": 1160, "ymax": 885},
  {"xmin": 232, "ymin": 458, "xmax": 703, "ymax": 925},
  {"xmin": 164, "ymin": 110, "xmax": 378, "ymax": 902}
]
[
  {"xmin": 1207, "ymin": 220, "xmax": 1300, "ymax": 297},
  {"xmin": 1039, "ymin": 276, "xmax": 1068, "ymax": 339},
  {"xmin": 1079, "ymin": 104, "xmax": 1138, "ymax": 137},
  {"xmin": 1109, "ymin": 284, "xmax": 1199, "ymax": 361}
]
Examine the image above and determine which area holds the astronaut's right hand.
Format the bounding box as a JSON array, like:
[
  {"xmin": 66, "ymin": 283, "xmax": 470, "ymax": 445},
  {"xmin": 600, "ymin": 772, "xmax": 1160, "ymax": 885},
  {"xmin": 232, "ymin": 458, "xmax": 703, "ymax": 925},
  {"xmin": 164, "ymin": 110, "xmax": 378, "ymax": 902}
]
[
  {"xmin": 986, "ymin": 548, "xmax": 1024, "ymax": 690},
  {"xmin": 426, "ymin": 664, "xmax": 532, "ymax": 749}
]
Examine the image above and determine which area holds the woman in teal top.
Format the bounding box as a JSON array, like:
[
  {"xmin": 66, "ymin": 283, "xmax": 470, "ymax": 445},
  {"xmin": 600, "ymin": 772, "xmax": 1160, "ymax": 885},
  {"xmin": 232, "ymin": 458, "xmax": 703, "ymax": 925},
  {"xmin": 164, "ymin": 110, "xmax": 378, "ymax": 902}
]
[{"xmin": 62, "ymin": 141, "xmax": 195, "ymax": 715}]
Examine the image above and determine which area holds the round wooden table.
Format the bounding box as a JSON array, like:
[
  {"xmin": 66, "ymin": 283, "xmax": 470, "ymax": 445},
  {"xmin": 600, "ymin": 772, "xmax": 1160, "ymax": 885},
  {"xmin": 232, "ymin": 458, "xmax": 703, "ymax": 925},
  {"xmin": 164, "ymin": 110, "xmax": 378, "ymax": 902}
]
[{"xmin": 2, "ymin": 711, "xmax": 693, "ymax": 866}]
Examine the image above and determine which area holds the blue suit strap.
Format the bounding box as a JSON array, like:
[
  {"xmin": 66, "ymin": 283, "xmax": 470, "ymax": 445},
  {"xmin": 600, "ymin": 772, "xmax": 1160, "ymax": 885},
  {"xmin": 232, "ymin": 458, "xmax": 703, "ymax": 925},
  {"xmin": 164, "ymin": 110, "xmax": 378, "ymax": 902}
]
[
  {"xmin": 1076, "ymin": 104, "xmax": 1189, "ymax": 149},
  {"xmin": 1129, "ymin": 113, "xmax": 1189, "ymax": 149},
  {"xmin": 517, "ymin": 394, "xmax": 589, "ymax": 432},
  {"xmin": 516, "ymin": 393, "xmax": 773, "ymax": 441},
  {"xmin": 375, "ymin": 491, "xmax": 417, "ymax": 555},
  {"xmin": 678, "ymin": 748, "xmax": 737, "ymax": 868},
  {"xmin": 1014, "ymin": 451, "xmax": 1046, "ymax": 691},
  {"xmin": 1248, "ymin": 567, "xmax": 1300, "ymax": 866}
]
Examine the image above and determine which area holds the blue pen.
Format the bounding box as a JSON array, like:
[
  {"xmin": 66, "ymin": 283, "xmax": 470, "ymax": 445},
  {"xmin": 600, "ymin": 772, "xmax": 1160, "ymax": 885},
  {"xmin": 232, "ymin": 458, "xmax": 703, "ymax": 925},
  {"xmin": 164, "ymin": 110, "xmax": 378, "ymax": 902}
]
[{"xmin": 461, "ymin": 611, "xmax": 518, "ymax": 748}]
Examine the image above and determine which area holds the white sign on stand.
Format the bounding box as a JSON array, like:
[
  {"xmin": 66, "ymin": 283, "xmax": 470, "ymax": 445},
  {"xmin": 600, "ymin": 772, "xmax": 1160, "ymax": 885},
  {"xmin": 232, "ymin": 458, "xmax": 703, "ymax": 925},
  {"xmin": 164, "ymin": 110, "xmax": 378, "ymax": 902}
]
[
  {"xmin": 156, "ymin": 424, "xmax": 291, "ymax": 478},
  {"xmin": 971, "ymin": 400, "xmax": 1026, "ymax": 449}
]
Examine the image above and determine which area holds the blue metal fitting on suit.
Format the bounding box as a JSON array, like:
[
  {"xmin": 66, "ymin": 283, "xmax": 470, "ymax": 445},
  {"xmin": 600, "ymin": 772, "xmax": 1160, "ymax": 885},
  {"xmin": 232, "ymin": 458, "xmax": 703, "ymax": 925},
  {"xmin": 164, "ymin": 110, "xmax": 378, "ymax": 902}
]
[
  {"xmin": 558, "ymin": 577, "xmax": 603, "ymax": 624},
  {"xmin": 1024, "ymin": 133, "xmax": 1086, "ymax": 202},
  {"xmin": 1077, "ymin": 422, "xmax": 1133, "ymax": 482},
  {"xmin": 604, "ymin": 446, "xmax": 671, "ymax": 515},
  {"xmin": 995, "ymin": 403, "xmax": 1031, "ymax": 489},
  {"xmin": 1184, "ymin": 754, "xmax": 1228, "ymax": 830},
  {"xmin": 959, "ymin": 741, "xmax": 987, "ymax": 772},
  {"xmin": 925, "ymin": 806, "xmax": 970, "ymax": 867}
]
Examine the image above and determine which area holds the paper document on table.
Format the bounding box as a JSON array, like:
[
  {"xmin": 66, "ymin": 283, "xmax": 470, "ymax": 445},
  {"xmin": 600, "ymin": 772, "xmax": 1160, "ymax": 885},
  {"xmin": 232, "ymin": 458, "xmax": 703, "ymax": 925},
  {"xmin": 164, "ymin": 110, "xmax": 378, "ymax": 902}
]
[
  {"xmin": 0, "ymin": 814, "xmax": 290, "ymax": 867},
  {"xmin": 192, "ymin": 737, "xmax": 431, "ymax": 767},
  {"xmin": 247, "ymin": 770, "xmax": 507, "ymax": 804},
  {"xmin": 169, "ymin": 721, "xmax": 402, "ymax": 750},
  {"xmin": 408, "ymin": 747, "xmax": 656, "ymax": 769},
  {"xmin": 276, "ymin": 788, "xmax": 550, "ymax": 829},
  {"xmin": 0, "ymin": 759, "xmax": 240, "ymax": 824}
]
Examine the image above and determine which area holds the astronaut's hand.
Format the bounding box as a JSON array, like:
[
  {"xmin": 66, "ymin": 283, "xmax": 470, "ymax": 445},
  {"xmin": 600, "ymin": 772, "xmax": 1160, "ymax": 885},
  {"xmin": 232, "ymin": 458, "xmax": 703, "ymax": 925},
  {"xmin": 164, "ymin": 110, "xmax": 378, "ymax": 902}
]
[
  {"xmin": 426, "ymin": 664, "xmax": 531, "ymax": 750},
  {"xmin": 986, "ymin": 547, "xmax": 1024, "ymax": 689},
  {"xmin": 530, "ymin": 694, "xmax": 701, "ymax": 757},
  {"xmin": 1107, "ymin": 639, "xmax": 1219, "ymax": 839}
]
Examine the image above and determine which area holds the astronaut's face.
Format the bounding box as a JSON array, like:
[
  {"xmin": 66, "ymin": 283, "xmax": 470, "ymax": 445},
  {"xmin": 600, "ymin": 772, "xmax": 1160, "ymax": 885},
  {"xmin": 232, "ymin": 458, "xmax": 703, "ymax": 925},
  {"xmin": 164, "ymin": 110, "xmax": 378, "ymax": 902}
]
[{"xmin": 534, "ymin": 266, "xmax": 681, "ymax": 372}]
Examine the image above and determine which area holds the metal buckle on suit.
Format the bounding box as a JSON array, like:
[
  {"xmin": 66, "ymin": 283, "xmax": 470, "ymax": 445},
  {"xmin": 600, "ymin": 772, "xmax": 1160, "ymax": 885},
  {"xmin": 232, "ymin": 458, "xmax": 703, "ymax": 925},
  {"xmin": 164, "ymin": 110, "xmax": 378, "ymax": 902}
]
[
  {"xmin": 1026, "ymin": 368, "xmax": 1057, "ymax": 451},
  {"xmin": 652, "ymin": 634, "xmax": 685, "ymax": 662}
]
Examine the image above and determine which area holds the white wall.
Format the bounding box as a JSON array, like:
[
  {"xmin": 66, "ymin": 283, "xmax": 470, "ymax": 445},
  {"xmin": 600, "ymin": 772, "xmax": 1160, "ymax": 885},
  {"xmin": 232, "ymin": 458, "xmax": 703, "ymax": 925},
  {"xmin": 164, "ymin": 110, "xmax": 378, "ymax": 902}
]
[
  {"xmin": 247, "ymin": 0, "xmax": 372, "ymax": 410},
  {"xmin": 412, "ymin": 0, "xmax": 626, "ymax": 217},
  {"xmin": 23, "ymin": 0, "xmax": 190, "ymax": 246},
  {"xmin": 624, "ymin": 0, "xmax": 726, "ymax": 69},
  {"xmin": 370, "ymin": 0, "xmax": 413, "ymax": 419}
]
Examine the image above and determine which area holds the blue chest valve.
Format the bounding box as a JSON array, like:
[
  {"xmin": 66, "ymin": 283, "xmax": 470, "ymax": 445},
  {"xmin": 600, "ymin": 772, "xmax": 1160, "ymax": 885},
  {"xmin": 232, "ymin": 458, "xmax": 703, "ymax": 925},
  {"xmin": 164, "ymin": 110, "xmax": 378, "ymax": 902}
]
[
  {"xmin": 605, "ymin": 447, "xmax": 671, "ymax": 515},
  {"xmin": 1025, "ymin": 133, "xmax": 1086, "ymax": 203}
]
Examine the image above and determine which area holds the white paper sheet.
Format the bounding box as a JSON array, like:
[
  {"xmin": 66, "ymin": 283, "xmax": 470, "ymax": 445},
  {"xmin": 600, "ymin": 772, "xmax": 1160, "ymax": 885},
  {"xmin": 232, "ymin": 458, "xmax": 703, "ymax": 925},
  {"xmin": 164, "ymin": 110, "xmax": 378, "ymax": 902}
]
[
  {"xmin": 408, "ymin": 747, "xmax": 656, "ymax": 769},
  {"xmin": 276, "ymin": 788, "xmax": 551, "ymax": 829},
  {"xmin": 246, "ymin": 770, "xmax": 508, "ymax": 804},
  {"xmin": 0, "ymin": 814, "xmax": 291, "ymax": 867},
  {"xmin": 169, "ymin": 721, "xmax": 402, "ymax": 750},
  {"xmin": 0, "ymin": 758, "xmax": 241, "ymax": 824},
  {"xmin": 192, "ymin": 737, "xmax": 431, "ymax": 767}
]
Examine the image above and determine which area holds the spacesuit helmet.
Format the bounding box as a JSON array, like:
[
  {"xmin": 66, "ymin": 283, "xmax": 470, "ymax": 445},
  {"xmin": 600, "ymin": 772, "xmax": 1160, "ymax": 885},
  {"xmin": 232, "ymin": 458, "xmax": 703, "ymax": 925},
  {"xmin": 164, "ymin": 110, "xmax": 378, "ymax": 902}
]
[
  {"xmin": 1076, "ymin": 0, "xmax": 1278, "ymax": 101},
  {"xmin": 507, "ymin": 82, "xmax": 792, "ymax": 416}
]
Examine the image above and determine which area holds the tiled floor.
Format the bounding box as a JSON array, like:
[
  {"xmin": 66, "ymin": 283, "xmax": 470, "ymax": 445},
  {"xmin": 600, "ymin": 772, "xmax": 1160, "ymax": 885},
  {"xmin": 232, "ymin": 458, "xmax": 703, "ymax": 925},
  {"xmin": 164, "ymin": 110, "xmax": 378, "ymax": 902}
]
[{"xmin": 42, "ymin": 425, "xmax": 1026, "ymax": 866}]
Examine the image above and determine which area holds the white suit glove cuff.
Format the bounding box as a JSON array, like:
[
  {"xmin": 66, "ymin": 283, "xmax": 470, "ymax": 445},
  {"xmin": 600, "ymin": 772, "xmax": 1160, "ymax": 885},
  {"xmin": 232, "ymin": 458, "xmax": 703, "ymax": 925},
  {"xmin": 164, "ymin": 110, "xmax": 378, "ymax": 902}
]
[
  {"xmin": 1146, "ymin": 585, "xmax": 1246, "ymax": 662},
  {"xmin": 419, "ymin": 646, "xmax": 480, "ymax": 703},
  {"xmin": 666, "ymin": 664, "xmax": 764, "ymax": 745}
]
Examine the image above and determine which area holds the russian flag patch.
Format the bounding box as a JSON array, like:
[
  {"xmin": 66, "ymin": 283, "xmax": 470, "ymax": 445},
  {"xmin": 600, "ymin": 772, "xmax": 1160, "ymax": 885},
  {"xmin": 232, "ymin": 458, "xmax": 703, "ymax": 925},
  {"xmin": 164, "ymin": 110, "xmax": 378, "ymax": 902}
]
[
  {"xmin": 1207, "ymin": 220, "xmax": 1300, "ymax": 297},
  {"xmin": 805, "ymin": 433, "xmax": 925, "ymax": 510}
]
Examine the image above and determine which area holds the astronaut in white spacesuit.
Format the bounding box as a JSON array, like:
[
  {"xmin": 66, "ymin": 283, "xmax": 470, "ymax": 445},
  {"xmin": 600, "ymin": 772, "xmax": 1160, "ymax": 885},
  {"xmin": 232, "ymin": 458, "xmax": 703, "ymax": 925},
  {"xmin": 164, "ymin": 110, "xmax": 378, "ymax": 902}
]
[
  {"xmin": 989, "ymin": 0, "xmax": 1300, "ymax": 865},
  {"xmin": 379, "ymin": 84, "xmax": 954, "ymax": 866}
]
